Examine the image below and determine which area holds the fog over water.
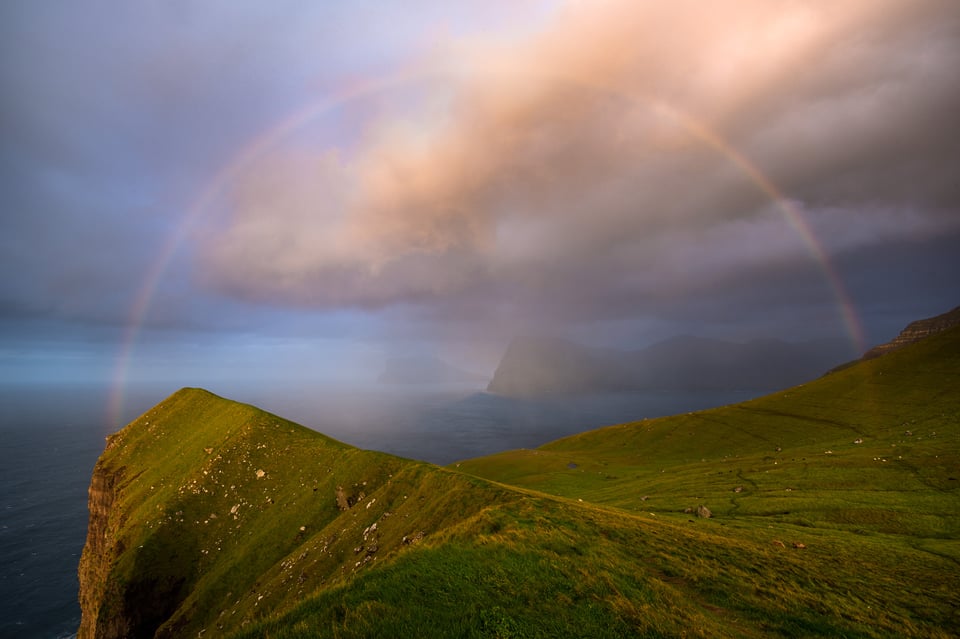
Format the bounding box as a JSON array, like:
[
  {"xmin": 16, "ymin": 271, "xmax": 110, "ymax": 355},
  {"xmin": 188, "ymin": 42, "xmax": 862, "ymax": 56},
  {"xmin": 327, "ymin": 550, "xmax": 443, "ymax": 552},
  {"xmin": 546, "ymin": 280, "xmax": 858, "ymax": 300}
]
[{"xmin": 0, "ymin": 380, "xmax": 761, "ymax": 638}]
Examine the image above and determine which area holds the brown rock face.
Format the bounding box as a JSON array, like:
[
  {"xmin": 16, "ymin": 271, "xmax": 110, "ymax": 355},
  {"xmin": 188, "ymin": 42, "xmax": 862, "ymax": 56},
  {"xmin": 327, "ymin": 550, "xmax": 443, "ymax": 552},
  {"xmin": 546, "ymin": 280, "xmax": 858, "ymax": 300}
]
[
  {"xmin": 77, "ymin": 447, "xmax": 193, "ymax": 639},
  {"xmin": 77, "ymin": 457, "xmax": 125, "ymax": 639},
  {"xmin": 863, "ymin": 305, "xmax": 960, "ymax": 359}
]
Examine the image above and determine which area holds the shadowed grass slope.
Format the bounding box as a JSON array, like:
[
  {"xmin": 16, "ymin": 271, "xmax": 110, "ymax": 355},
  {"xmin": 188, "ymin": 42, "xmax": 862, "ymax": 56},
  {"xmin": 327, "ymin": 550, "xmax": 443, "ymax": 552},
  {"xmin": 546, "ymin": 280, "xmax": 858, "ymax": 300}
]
[{"xmin": 82, "ymin": 325, "xmax": 960, "ymax": 637}]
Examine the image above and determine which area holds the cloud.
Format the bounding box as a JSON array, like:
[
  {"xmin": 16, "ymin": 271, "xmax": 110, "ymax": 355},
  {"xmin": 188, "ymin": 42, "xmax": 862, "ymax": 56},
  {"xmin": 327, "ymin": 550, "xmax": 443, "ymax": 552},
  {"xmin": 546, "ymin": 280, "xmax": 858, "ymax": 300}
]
[
  {"xmin": 4, "ymin": 0, "xmax": 956, "ymax": 360},
  {"xmin": 197, "ymin": 0, "xmax": 960, "ymax": 331}
]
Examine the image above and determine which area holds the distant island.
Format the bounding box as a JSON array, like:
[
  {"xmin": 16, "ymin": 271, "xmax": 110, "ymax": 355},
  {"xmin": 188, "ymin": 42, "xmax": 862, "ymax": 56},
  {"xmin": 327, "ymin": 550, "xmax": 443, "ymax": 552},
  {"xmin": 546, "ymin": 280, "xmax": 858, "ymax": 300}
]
[
  {"xmin": 487, "ymin": 334, "xmax": 851, "ymax": 397},
  {"xmin": 377, "ymin": 356, "xmax": 487, "ymax": 384}
]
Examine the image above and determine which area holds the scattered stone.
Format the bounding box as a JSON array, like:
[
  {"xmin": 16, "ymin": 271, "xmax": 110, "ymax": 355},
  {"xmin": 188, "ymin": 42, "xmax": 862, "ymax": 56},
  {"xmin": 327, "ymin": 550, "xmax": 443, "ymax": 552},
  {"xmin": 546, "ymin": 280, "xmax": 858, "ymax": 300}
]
[
  {"xmin": 792, "ymin": 542, "xmax": 806, "ymax": 549},
  {"xmin": 255, "ymin": 469, "xmax": 266, "ymax": 479},
  {"xmin": 204, "ymin": 447, "xmax": 213, "ymax": 455},
  {"xmin": 772, "ymin": 540, "xmax": 786, "ymax": 548},
  {"xmin": 402, "ymin": 531, "xmax": 425, "ymax": 545},
  {"xmin": 567, "ymin": 462, "xmax": 578, "ymax": 469},
  {"xmin": 695, "ymin": 504, "xmax": 712, "ymax": 519},
  {"xmin": 335, "ymin": 486, "xmax": 351, "ymax": 511},
  {"xmin": 853, "ymin": 438, "xmax": 863, "ymax": 444},
  {"xmin": 733, "ymin": 486, "xmax": 743, "ymax": 493}
]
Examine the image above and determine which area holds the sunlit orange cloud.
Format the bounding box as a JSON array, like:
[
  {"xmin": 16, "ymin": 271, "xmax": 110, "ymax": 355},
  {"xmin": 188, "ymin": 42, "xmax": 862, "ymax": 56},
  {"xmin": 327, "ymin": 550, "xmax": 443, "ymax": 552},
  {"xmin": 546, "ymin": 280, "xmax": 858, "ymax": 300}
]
[{"xmin": 200, "ymin": 0, "xmax": 959, "ymax": 317}]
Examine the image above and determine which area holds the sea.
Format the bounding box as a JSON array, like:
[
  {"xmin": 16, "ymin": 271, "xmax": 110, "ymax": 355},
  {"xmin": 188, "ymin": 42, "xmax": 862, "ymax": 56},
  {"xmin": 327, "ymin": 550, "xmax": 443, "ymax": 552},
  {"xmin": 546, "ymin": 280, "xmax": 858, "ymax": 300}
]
[{"xmin": 0, "ymin": 380, "xmax": 760, "ymax": 638}]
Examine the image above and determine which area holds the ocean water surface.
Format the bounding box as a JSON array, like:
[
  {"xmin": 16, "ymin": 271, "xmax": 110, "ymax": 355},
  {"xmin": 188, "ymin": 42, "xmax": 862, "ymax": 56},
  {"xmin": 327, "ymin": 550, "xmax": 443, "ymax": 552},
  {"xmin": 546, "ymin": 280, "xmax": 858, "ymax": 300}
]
[{"xmin": 0, "ymin": 381, "xmax": 760, "ymax": 638}]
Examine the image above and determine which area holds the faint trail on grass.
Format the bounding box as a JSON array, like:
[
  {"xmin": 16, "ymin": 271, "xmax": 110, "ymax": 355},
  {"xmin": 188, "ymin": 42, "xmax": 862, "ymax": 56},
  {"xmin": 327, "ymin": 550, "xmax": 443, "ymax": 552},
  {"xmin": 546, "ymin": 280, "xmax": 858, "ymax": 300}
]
[
  {"xmin": 729, "ymin": 469, "xmax": 760, "ymax": 516},
  {"xmin": 739, "ymin": 407, "xmax": 862, "ymax": 435},
  {"xmin": 907, "ymin": 540, "xmax": 960, "ymax": 570}
]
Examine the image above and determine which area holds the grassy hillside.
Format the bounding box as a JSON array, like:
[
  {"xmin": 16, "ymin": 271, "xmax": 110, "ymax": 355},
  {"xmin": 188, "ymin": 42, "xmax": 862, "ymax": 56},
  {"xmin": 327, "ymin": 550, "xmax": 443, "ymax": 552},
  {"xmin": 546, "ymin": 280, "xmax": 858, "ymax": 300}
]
[
  {"xmin": 459, "ymin": 324, "xmax": 960, "ymax": 536},
  {"xmin": 81, "ymin": 326, "xmax": 960, "ymax": 637},
  {"xmin": 79, "ymin": 389, "xmax": 522, "ymax": 638}
]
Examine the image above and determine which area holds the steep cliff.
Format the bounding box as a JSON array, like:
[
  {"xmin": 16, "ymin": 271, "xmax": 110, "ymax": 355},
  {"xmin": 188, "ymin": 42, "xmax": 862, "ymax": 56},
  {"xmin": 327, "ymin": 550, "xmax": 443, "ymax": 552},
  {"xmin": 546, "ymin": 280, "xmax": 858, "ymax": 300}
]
[
  {"xmin": 862, "ymin": 304, "xmax": 960, "ymax": 359},
  {"xmin": 485, "ymin": 336, "xmax": 633, "ymax": 396},
  {"xmin": 77, "ymin": 450, "xmax": 124, "ymax": 638}
]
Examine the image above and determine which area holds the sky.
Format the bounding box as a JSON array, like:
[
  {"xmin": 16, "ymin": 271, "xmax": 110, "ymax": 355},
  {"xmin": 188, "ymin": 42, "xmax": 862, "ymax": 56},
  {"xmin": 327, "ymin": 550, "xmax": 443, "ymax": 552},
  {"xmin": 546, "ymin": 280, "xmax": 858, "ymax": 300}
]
[{"xmin": 2, "ymin": 0, "xmax": 959, "ymax": 401}]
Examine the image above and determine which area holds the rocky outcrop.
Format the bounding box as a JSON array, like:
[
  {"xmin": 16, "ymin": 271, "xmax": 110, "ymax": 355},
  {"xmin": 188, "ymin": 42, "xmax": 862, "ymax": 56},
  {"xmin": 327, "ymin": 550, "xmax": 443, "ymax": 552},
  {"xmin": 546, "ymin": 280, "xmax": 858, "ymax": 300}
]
[
  {"xmin": 77, "ymin": 455, "xmax": 124, "ymax": 639},
  {"xmin": 862, "ymin": 305, "xmax": 960, "ymax": 359}
]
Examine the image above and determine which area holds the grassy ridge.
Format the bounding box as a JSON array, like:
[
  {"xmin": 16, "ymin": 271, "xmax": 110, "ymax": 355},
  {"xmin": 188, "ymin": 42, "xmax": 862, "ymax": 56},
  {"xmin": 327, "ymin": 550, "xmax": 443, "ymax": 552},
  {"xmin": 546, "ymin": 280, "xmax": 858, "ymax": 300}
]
[
  {"xmin": 82, "ymin": 326, "xmax": 960, "ymax": 637},
  {"xmin": 83, "ymin": 389, "xmax": 519, "ymax": 637}
]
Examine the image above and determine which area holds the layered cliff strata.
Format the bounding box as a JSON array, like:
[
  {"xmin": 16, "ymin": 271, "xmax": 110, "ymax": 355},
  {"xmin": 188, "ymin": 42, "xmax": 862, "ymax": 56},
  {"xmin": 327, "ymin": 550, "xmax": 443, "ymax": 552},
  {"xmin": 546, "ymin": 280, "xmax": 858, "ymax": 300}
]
[
  {"xmin": 77, "ymin": 455, "xmax": 123, "ymax": 639},
  {"xmin": 863, "ymin": 305, "xmax": 960, "ymax": 359}
]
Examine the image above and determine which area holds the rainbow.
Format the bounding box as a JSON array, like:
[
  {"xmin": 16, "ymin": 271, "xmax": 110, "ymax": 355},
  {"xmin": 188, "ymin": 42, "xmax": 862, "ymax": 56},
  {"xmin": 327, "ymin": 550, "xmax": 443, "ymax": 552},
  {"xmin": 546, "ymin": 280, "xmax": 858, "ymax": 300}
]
[
  {"xmin": 107, "ymin": 65, "xmax": 430, "ymax": 426},
  {"xmin": 652, "ymin": 102, "xmax": 866, "ymax": 352},
  {"xmin": 108, "ymin": 66, "xmax": 866, "ymax": 428}
]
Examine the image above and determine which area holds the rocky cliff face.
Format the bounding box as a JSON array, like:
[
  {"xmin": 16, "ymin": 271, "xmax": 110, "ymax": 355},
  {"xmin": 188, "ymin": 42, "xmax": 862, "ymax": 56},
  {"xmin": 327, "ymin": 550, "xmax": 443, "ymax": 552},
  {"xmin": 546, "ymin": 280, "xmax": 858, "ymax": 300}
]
[
  {"xmin": 862, "ymin": 305, "xmax": 960, "ymax": 359},
  {"xmin": 77, "ymin": 446, "xmax": 125, "ymax": 639},
  {"xmin": 78, "ymin": 436, "xmax": 177, "ymax": 639}
]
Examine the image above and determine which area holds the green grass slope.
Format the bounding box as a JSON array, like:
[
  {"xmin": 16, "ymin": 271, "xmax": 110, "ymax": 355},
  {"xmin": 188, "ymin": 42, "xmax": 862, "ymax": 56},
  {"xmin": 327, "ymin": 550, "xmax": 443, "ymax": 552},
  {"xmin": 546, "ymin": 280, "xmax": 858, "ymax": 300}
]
[
  {"xmin": 81, "ymin": 326, "xmax": 960, "ymax": 638},
  {"xmin": 456, "ymin": 325, "xmax": 960, "ymax": 634},
  {"xmin": 78, "ymin": 389, "xmax": 522, "ymax": 638}
]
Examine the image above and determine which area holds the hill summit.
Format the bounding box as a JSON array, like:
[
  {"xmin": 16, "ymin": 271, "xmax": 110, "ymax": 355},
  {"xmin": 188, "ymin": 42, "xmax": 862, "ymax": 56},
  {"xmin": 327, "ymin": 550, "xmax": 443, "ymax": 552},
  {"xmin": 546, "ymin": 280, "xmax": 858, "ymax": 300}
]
[{"xmin": 79, "ymin": 317, "xmax": 960, "ymax": 637}]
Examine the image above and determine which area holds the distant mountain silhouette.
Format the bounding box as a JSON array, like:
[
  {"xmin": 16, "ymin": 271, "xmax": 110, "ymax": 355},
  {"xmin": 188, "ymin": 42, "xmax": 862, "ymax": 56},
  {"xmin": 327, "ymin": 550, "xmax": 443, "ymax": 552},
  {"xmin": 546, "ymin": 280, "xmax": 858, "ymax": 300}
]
[
  {"xmin": 487, "ymin": 334, "xmax": 850, "ymax": 397},
  {"xmin": 378, "ymin": 356, "xmax": 487, "ymax": 384}
]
